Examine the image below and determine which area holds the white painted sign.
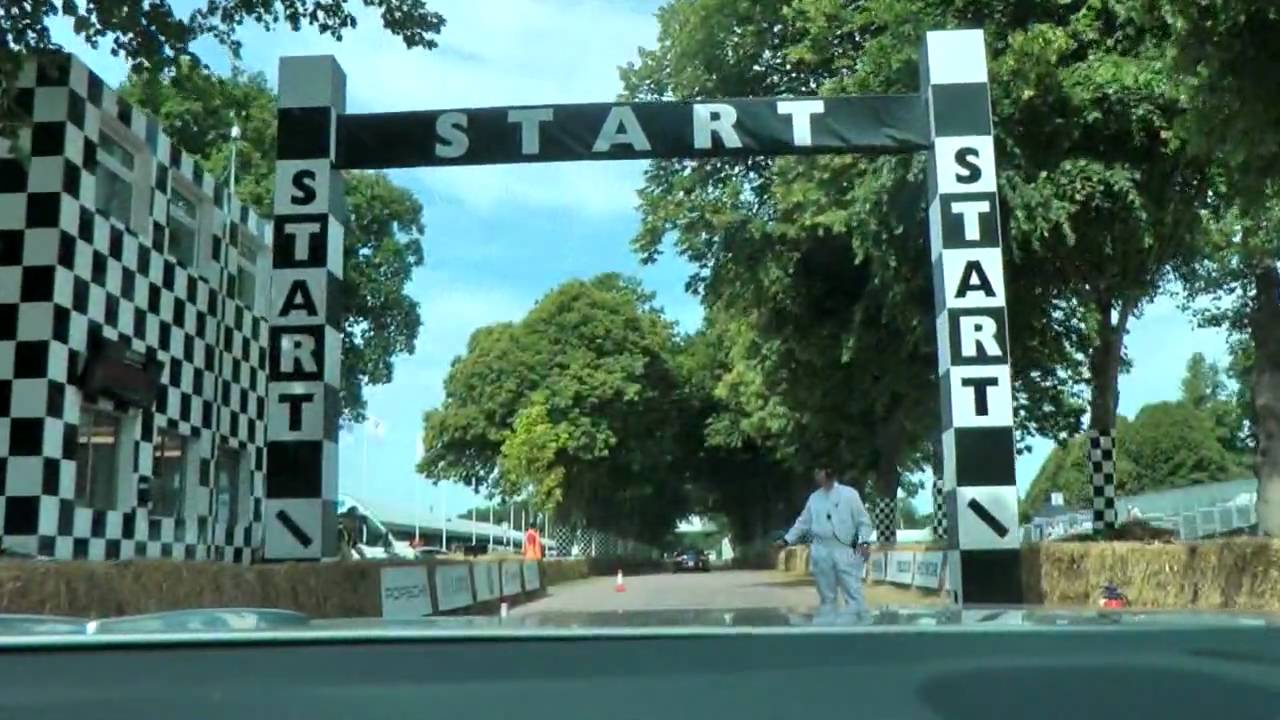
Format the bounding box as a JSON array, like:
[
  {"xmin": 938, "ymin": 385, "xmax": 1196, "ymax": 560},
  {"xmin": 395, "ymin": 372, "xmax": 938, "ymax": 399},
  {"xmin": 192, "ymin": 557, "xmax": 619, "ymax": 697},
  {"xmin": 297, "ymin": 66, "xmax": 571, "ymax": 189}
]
[
  {"xmin": 957, "ymin": 485, "xmax": 1020, "ymax": 550},
  {"xmin": 522, "ymin": 561, "xmax": 541, "ymax": 591},
  {"xmin": 263, "ymin": 499, "xmax": 322, "ymax": 560},
  {"xmin": 433, "ymin": 564, "xmax": 475, "ymax": 612},
  {"xmin": 886, "ymin": 551, "xmax": 915, "ymax": 585},
  {"xmin": 1050, "ymin": 491, "xmax": 1064, "ymax": 506},
  {"xmin": 912, "ymin": 551, "xmax": 945, "ymax": 590},
  {"xmin": 869, "ymin": 552, "xmax": 887, "ymax": 582},
  {"xmin": 474, "ymin": 561, "xmax": 500, "ymax": 602},
  {"xmin": 500, "ymin": 561, "xmax": 524, "ymax": 597},
  {"xmin": 379, "ymin": 565, "xmax": 433, "ymax": 619}
]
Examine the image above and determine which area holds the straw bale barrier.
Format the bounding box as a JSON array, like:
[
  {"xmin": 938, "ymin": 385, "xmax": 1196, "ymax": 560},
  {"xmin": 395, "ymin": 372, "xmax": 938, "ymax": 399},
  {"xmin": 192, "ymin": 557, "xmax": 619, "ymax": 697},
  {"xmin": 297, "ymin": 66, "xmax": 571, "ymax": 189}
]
[{"xmin": 775, "ymin": 538, "xmax": 1280, "ymax": 610}]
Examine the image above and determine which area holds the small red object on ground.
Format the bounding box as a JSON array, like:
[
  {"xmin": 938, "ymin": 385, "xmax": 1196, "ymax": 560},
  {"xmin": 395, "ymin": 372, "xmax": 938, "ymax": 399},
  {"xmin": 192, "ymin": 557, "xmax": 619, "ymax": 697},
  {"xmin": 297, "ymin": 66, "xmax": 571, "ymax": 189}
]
[{"xmin": 1099, "ymin": 583, "xmax": 1129, "ymax": 609}]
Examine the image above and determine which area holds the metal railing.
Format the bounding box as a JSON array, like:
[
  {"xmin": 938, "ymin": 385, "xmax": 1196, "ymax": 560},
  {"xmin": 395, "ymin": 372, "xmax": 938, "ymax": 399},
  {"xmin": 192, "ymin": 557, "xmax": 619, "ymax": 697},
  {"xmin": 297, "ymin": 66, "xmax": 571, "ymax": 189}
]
[{"xmin": 1023, "ymin": 492, "xmax": 1259, "ymax": 542}]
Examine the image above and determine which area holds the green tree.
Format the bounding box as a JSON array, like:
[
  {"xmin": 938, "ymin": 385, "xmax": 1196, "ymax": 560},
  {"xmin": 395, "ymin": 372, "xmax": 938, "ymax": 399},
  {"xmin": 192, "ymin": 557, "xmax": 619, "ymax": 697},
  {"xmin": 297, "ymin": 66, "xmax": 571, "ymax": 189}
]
[
  {"xmin": 418, "ymin": 274, "xmax": 693, "ymax": 544},
  {"xmin": 1124, "ymin": 401, "xmax": 1237, "ymax": 491},
  {"xmin": 1025, "ymin": 398, "xmax": 1241, "ymax": 518},
  {"xmin": 1142, "ymin": 0, "xmax": 1280, "ymax": 534},
  {"xmin": 622, "ymin": 0, "xmax": 1205, "ymax": 530},
  {"xmin": 1180, "ymin": 351, "xmax": 1249, "ymax": 459},
  {"xmin": 118, "ymin": 63, "xmax": 426, "ymax": 422},
  {"xmin": 1, "ymin": 0, "xmax": 444, "ymax": 134},
  {"xmin": 1024, "ymin": 417, "xmax": 1136, "ymax": 516}
]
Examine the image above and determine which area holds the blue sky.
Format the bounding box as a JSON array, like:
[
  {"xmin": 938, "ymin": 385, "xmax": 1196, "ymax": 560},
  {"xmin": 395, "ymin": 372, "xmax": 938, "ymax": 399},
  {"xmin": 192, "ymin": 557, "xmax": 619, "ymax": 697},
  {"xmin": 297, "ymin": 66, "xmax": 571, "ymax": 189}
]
[{"xmin": 49, "ymin": 0, "xmax": 1233, "ymax": 524}]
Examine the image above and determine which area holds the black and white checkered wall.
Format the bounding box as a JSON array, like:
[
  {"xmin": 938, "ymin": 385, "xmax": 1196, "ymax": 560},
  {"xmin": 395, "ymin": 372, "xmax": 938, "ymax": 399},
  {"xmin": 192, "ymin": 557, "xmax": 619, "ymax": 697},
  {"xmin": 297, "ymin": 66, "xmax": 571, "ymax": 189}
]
[
  {"xmin": 1088, "ymin": 430, "xmax": 1117, "ymax": 530},
  {"xmin": 0, "ymin": 53, "xmax": 269, "ymax": 562},
  {"xmin": 922, "ymin": 30, "xmax": 1022, "ymax": 604},
  {"xmin": 261, "ymin": 56, "xmax": 345, "ymax": 561}
]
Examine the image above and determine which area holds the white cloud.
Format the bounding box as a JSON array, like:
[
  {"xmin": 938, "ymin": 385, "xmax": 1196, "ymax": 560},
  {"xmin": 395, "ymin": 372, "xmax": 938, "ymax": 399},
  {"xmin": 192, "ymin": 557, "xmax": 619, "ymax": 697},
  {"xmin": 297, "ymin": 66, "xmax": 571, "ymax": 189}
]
[{"xmin": 235, "ymin": 0, "xmax": 660, "ymax": 216}]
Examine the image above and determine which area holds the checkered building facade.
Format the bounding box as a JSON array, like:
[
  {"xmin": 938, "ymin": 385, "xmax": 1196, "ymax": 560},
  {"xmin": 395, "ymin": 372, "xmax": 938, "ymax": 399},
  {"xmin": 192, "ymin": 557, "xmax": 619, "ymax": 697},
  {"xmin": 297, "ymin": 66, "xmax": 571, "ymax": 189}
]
[
  {"xmin": 922, "ymin": 30, "xmax": 1023, "ymax": 604},
  {"xmin": 0, "ymin": 53, "xmax": 271, "ymax": 562}
]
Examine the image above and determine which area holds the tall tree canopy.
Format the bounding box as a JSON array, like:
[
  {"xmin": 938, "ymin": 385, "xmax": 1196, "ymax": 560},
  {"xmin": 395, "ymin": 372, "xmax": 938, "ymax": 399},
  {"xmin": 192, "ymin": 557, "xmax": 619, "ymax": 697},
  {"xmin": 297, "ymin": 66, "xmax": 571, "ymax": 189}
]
[
  {"xmin": 418, "ymin": 274, "xmax": 693, "ymax": 544},
  {"xmin": 619, "ymin": 0, "xmax": 1213, "ymax": 528},
  {"xmin": 1145, "ymin": 0, "xmax": 1280, "ymax": 535},
  {"xmin": 1, "ymin": 0, "xmax": 444, "ymax": 135},
  {"xmin": 119, "ymin": 62, "xmax": 426, "ymax": 422}
]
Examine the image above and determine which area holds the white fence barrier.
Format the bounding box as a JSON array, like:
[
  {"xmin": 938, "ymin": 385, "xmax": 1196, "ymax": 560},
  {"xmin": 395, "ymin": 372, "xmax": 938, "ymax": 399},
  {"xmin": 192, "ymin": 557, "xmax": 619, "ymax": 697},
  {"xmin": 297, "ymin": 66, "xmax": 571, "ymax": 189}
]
[
  {"xmin": 378, "ymin": 559, "xmax": 553, "ymax": 619},
  {"xmin": 865, "ymin": 550, "xmax": 950, "ymax": 593}
]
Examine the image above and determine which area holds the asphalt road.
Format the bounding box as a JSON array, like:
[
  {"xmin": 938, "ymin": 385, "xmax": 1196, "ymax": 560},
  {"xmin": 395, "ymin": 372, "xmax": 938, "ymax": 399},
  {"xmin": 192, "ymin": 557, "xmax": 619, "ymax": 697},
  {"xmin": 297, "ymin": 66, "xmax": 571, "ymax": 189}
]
[{"xmin": 513, "ymin": 569, "xmax": 945, "ymax": 614}]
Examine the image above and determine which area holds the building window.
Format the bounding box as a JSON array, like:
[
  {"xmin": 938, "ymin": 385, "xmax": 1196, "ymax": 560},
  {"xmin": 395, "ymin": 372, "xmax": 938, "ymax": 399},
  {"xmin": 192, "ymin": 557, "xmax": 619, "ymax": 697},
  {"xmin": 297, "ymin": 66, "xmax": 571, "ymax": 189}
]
[
  {"xmin": 168, "ymin": 185, "xmax": 200, "ymax": 267},
  {"xmin": 214, "ymin": 446, "xmax": 245, "ymax": 526},
  {"xmin": 95, "ymin": 132, "xmax": 135, "ymax": 227},
  {"xmin": 76, "ymin": 404, "xmax": 122, "ymax": 511},
  {"xmin": 237, "ymin": 231, "xmax": 262, "ymax": 309},
  {"xmin": 151, "ymin": 428, "xmax": 189, "ymax": 517}
]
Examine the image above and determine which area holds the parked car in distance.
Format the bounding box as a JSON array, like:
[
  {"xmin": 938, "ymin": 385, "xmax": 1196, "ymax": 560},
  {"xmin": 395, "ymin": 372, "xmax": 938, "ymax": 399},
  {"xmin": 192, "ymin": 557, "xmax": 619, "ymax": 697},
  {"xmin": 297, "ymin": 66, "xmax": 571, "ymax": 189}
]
[{"xmin": 670, "ymin": 548, "xmax": 711, "ymax": 573}]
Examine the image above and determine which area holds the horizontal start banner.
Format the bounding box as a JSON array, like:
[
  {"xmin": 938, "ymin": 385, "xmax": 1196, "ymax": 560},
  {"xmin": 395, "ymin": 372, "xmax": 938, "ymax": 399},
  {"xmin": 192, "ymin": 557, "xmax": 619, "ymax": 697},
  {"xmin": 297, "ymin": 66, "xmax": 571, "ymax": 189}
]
[{"xmin": 335, "ymin": 95, "xmax": 928, "ymax": 169}]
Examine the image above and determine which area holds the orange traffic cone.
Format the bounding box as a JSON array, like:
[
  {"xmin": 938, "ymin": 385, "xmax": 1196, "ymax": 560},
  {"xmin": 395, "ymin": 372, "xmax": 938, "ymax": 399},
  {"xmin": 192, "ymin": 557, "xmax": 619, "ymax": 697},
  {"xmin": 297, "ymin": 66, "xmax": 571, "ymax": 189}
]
[{"xmin": 615, "ymin": 569, "xmax": 626, "ymax": 592}]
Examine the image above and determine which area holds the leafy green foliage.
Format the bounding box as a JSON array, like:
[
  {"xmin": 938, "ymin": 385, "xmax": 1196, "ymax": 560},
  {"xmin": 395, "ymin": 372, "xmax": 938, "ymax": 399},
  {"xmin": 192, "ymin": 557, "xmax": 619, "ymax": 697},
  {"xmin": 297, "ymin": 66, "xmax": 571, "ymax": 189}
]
[
  {"xmin": 118, "ymin": 63, "xmax": 425, "ymax": 422},
  {"xmin": 619, "ymin": 0, "xmax": 1215, "ymax": 528},
  {"xmin": 1124, "ymin": 401, "xmax": 1238, "ymax": 490},
  {"xmin": 1, "ymin": 0, "xmax": 444, "ymax": 135},
  {"xmin": 1025, "ymin": 394, "xmax": 1247, "ymax": 518},
  {"xmin": 1181, "ymin": 351, "xmax": 1251, "ymax": 459},
  {"xmin": 418, "ymin": 274, "xmax": 693, "ymax": 543},
  {"xmin": 1145, "ymin": 0, "xmax": 1280, "ymax": 535}
]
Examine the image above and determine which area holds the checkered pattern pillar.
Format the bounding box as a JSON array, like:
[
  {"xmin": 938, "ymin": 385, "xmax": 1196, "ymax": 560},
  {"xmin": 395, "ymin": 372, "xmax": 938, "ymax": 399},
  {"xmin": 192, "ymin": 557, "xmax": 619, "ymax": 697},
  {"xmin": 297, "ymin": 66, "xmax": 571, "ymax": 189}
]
[
  {"xmin": 262, "ymin": 56, "xmax": 346, "ymax": 561},
  {"xmin": 922, "ymin": 30, "xmax": 1022, "ymax": 604},
  {"xmin": 1088, "ymin": 429, "xmax": 1117, "ymax": 530},
  {"xmin": 931, "ymin": 438, "xmax": 948, "ymax": 542},
  {"xmin": 869, "ymin": 496, "xmax": 896, "ymax": 544}
]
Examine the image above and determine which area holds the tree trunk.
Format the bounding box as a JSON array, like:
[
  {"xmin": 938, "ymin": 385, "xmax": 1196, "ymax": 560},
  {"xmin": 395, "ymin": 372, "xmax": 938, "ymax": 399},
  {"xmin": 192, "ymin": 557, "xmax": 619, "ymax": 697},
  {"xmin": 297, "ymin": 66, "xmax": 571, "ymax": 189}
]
[
  {"xmin": 1250, "ymin": 265, "xmax": 1280, "ymax": 537},
  {"xmin": 869, "ymin": 405, "xmax": 908, "ymax": 543},
  {"xmin": 1085, "ymin": 294, "xmax": 1133, "ymax": 531}
]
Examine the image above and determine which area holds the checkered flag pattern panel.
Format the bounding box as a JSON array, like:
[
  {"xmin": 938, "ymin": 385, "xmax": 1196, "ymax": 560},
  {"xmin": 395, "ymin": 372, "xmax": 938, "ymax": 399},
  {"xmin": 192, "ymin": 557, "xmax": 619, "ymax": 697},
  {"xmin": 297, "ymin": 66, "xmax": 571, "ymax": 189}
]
[
  {"xmin": 931, "ymin": 476, "xmax": 948, "ymax": 543},
  {"xmin": 1088, "ymin": 429, "xmax": 1117, "ymax": 530},
  {"xmin": 0, "ymin": 53, "xmax": 269, "ymax": 562},
  {"xmin": 869, "ymin": 497, "xmax": 896, "ymax": 545}
]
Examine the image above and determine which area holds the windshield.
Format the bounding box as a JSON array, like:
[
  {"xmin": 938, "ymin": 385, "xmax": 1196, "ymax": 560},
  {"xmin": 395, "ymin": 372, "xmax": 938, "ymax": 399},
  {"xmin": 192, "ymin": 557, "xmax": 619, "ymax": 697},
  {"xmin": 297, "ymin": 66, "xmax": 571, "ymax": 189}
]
[{"xmin": 2, "ymin": 0, "xmax": 1273, "ymax": 658}]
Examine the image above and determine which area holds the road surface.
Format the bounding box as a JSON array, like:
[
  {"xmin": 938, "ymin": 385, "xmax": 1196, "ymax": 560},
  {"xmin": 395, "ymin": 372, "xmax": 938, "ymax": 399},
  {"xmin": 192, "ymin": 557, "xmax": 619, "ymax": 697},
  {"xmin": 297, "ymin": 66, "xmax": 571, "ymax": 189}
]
[{"xmin": 513, "ymin": 569, "xmax": 945, "ymax": 614}]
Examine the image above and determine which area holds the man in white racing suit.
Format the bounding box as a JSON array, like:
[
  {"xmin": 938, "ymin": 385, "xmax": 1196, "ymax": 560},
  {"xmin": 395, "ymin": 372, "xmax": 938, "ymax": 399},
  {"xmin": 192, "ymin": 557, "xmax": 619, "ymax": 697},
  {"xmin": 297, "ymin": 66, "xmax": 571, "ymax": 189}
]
[{"xmin": 776, "ymin": 468, "xmax": 874, "ymax": 614}]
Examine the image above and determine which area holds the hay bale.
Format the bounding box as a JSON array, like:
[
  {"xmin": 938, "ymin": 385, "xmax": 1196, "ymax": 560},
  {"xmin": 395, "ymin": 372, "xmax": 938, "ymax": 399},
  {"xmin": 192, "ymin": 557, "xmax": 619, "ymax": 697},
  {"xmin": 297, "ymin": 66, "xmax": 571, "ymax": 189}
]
[{"xmin": 1032, "ymin": 538, "xmax": 1280, "ymax": 610}]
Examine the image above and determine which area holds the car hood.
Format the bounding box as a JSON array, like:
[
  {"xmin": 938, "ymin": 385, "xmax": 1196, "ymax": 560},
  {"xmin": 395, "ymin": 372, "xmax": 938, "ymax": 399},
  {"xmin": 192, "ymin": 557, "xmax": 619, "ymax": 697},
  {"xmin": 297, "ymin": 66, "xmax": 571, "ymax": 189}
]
[{"xmin": 0, "ymin": 605, "xmax": 1276, "ymax": 645}]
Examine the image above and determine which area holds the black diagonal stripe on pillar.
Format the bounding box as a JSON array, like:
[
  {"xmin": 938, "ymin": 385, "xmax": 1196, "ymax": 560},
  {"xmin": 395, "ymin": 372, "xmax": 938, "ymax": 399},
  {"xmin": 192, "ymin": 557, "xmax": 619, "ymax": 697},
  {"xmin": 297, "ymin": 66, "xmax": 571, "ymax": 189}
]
[{"xmin": 929, "ymin": 83, "xmax": 993, "ymax": 138}]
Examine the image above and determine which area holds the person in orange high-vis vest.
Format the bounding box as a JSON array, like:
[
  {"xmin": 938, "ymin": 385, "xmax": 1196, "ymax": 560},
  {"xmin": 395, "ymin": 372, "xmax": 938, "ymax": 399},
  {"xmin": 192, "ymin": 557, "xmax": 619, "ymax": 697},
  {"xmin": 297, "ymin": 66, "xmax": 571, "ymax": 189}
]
[{"xmin": 523, "ymin": 522, "xmax": 544, "ymax": 560}]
